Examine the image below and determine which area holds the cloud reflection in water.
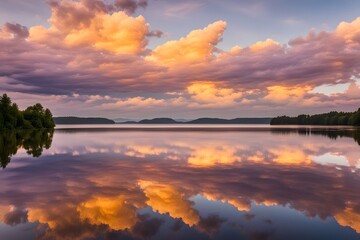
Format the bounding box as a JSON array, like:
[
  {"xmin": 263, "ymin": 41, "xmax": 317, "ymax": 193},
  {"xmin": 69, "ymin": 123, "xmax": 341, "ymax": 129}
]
[{"xmin": 0, "ymin": 128, "xmax": 359, "ymax": 239}]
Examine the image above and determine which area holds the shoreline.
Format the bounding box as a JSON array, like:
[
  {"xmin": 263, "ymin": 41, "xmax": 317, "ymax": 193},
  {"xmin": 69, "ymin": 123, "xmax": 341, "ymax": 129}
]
[{"xmin": 54, "ymin": 124, "xmax": 359, "ymax": 132}]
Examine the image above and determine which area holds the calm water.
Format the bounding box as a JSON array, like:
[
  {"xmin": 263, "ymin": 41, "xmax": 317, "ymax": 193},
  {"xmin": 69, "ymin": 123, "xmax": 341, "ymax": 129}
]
[{"xmin": 0, "ymin": 125, "xmax": 359, "ymax": 240}]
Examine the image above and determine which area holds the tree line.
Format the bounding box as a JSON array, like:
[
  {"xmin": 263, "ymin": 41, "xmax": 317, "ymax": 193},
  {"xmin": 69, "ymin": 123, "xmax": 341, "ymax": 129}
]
[
  {"xmin": 0, "ymin": 93, "xmax": 55, "ymax": 129},
  {"xmin": 271, "ymin": 108, "xmax": 360, "ymax": 125}
]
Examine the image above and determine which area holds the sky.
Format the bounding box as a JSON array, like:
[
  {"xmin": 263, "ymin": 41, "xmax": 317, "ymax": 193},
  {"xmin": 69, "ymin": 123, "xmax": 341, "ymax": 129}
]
[{"xmin": 1, "ymin": 0, "xmax": 360, "ymax": 119}]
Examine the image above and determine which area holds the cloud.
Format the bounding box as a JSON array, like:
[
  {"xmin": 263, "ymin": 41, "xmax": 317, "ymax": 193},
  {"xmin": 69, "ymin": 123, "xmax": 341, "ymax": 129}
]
[
  {"xmin": 197, "ymin": 214, "xmax": 227, "ymax": 235},
  {"xmin": 114, "ymin": 0, "xmax": 148, "ymax": 14},
  {"xmin": 270, "ymin": 147, "xmax": 312, "ymax": 165},
  {"xmin": 0, "ymin": 23, "xmax": 29, "ymax": 39},
  {"xmin": 187, "ymin": 82, "xmax": 243, "ymax": 107},
  {"xmin": 2, "ymin": 4, "xmax": 360, "ymax": 117},
  {"xmin": 264, "ymin": 85, "xmax": 311, "ymax": 103},
  {"xmin": 0, "ymin": 206, "xmax": 28, "ymax": 226},
  {"xmin": 335, "ymin": 208, "xmax": 360, "ymax": 233},
  {"xmin": 336, "ymin": 17, "xmax": 360, "ymax": 43},
  {"xmin": 130, "ymin": 214, "xmax": 164, "ymax": 239},
  {"xmin": 188, "ymin": 145, "xmax": 241, "ymax": 167},
  {"xmin": 1, "ymin": 129, "xmax": 360, "ymax": 236},
  {"xmin": 147, "ymin": 29, "xmax": 164, "ymax": 38},
  {"xmin": 147, "ymin": 21, "xmax": 227, "ymax": 65},
  {"xmin": 101, "ymin": 96, "xmax": 166, "ymax": 109},
  {"xmin": 138, "ymin": 181, "xmax": 200, "ymax": 226},
  {"xmin": 343, "ymin": 81, "xmax": 360, "ymax": 98},
  {"xmin": 250, "ymin": 38, "xmax": 280, "ymax": 52},
  {"xmin": 163, "ymin": 2, "xmax": 203, "ymax": 17},
  {"xmin": 77, "ymin": 195, "xmax": 138, "ymax": 230},
  {"xmin": 29, "ymin": 1, "xmax": 150, "ymax": 54}
]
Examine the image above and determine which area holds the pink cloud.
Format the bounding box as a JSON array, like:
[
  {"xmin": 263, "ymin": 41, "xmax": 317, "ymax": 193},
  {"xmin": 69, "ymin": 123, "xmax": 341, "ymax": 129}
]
[{"xmin": 1, "ymin": 1, "xmax": 360, "ymax": 117}]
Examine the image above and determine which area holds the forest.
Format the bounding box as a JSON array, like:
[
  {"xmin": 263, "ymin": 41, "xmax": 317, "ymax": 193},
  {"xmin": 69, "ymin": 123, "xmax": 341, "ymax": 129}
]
[
  {"xmin": 0, "ymin": 93, "xmax": 55, "ymax": 129},
  {"xmin": 271, "ymin": 108, "xmax": 360, "ymax": 125}
]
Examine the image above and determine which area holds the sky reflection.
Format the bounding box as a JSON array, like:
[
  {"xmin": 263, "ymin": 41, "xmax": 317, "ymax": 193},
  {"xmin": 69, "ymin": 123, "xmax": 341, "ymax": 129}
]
[{"xmin": 0, "ymin": 128, "xmax": 359, "ymax": 240}]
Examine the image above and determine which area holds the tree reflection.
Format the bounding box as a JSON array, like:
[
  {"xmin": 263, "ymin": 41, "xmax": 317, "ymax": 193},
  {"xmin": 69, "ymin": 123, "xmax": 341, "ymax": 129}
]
[
  {"xmin": 271, "ymin": 128, "xmax": 360, "ymax": 145},
  {"xmin": 0, "ymin": 129, "xmax": 54, "ymax": 168}
]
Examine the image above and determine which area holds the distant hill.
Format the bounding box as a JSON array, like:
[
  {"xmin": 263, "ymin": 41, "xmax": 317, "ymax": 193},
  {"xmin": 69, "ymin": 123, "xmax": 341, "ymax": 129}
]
[
  {"xmin": 135, "ymin": 117, "xmax": 271, "ymax": 124},
  {"xmin": 187, "ymin": 118, "xmax": 272, "ymax": 124},
  {"xmin": 113, "ymin": 118, "xmax": 139, "ymax": 123},
  {"xmin": 55, "ymin": 117, "xmax": 272, "ymax": 125},
  {"xmin": 139, "ymin": 118, "xmax": 178, "ymax": 124},
  {"xmin": 54, "ymin": 117, "xmax": 115, "ymax": 124},
  {"xmin": 118, "ymin": 121, "xmax": 138, "ymax": 124}
]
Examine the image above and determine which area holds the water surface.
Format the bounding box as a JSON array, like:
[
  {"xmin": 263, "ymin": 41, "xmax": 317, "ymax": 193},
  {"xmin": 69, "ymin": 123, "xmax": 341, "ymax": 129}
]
[{"xmin": 0, "ymin": 125, "xmax": 359, "ymax": 240}]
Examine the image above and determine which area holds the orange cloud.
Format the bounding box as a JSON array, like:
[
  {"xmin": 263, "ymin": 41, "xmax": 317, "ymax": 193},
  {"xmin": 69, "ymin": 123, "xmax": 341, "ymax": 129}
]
[
  {"xmin": 188, "ymin": 145, "xmax": 241, "ymax": 167},
  {"xmin": 270, "ymin": 147, "xmax": 312, "ymax": 165},
  {"xmin": 28, "ymin": 208, "xmax": 58, "ymax": 229},
  {"xmin": 29, "ymin": 0, "xmax": 149, "ymax": 54},
  {"xmin": 203, "ymin": 193, "xmax": 250, "ymax": 211},
  {"xmin": 138, "ymin": 181, "xmax": 200, "ymax": 226},
  {"xmin": 250, "ymin": 38, "xmax": 280, "ymax": 52},
  {"xmin": 77, "ymin": 195, "xmax": 138, "ymax": 230},
  {"xmin": 147, "ymin": 21, "xmax": 226, "ymax": 65},
  {"xmin": 3, "ymin": 2, "xmax": 360, "ymax": 116},
  {"xmin": 336, "ymin": 17, "xmax": 360, "ymax": 43},
  {"xmin": 335, "ymin": 208, "xmax": 360, "ymax": 233},
  {"xmin": 124, "ymin": 145, "xmax": 170, "ymax": 158},
  {"xmin": 187, "ymin": 82, "xmax": 242, "ymax": 107},
  {"xmin": 264, "ymin": 85, "xmax": 312, "ymax": 103},
  {"xmin": 248, "ymin": 151, "xmax": 266, "ymax": 163}
]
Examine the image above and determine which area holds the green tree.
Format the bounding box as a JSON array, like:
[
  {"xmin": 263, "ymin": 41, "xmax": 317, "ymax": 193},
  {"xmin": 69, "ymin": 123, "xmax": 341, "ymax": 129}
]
[
  {"xmin": 43, "ymin": 109, "xmax": 55, "ymax": 128},
  {"xmin": 0, "ymin": 93, "xmax": 55, "ymax": 130},
  {"xmin": 353, "ymin": 108, "xmax": 360, "ymax": 126}
]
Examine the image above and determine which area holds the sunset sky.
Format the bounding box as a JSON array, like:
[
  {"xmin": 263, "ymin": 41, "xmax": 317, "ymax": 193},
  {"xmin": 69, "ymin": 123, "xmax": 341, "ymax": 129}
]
[{"xmin": 1, "ymin": 0, "xmax": 360, "ymax": 119}]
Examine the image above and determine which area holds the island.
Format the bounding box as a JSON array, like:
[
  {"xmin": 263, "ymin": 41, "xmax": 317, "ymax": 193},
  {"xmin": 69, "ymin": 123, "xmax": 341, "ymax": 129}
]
[
  {"xmin": 271, "ymin": 108, "xmax": 360, "ymax": 126},
  {"xmin": 138, "ymin": 118, "xmax": 178, "ymax": 124},
  {"xmin": 0, "ymin": 94, "xmax": 55, "ymax": 129},
  {"xmin": 54, "ymin": 117, "xmax": 115, "ymax": 125}
]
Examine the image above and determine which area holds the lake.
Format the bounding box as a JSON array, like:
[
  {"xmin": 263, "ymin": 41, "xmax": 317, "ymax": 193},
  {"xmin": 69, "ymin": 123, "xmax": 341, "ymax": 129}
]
[{"xmin": 0, "ymin": 125, "xmax": 359, "ymax": 240}]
